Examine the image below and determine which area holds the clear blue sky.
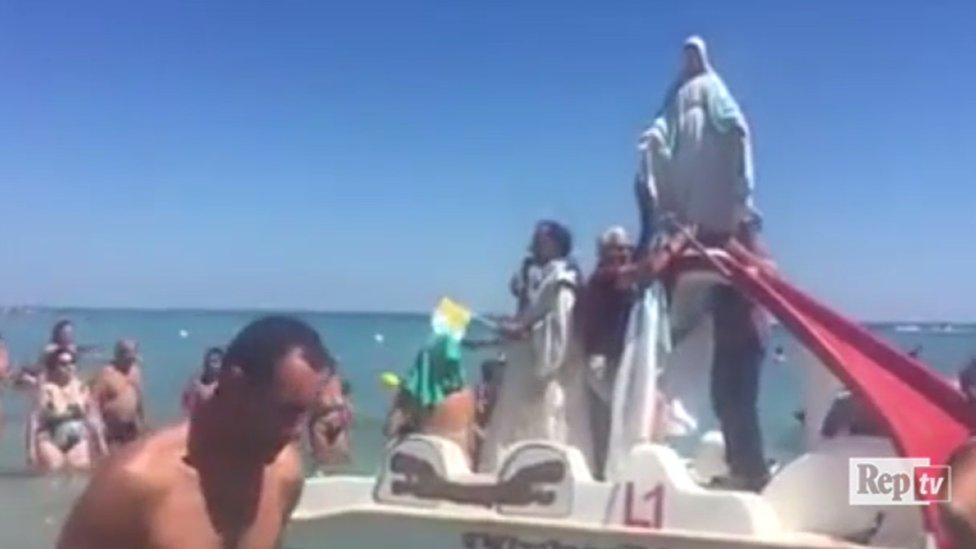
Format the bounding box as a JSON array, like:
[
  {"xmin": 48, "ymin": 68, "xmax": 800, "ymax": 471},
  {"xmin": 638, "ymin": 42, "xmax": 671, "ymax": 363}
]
[{"xmin": 1, "ymin": 1, "xmax": 974, "ymax": 320}]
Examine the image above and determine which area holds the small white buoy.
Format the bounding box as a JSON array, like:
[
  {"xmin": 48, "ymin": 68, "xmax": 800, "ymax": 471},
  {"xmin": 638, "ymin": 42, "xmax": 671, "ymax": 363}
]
[
  {"xmin": 179, "ymin": 329, "xmax": 189, "ymax": 339},
  {"xmin": 374, "ymin": 333, "xmax": 385, "ymax": 344}
]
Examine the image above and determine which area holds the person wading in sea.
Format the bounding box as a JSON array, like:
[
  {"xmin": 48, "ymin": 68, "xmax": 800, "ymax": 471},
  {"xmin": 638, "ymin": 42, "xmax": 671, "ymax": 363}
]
[
  {"xmin": 15, "ymin": 319, "xmax": 98, "ymax": 389},
  {"xmin": 28, "ymin": 348, "xmax": 106, "ymax": 472},
  {"xmin": 59, "ymin": 316, "xmax": 333, "ymax": 548},
  {"xmin": 181, "ymin": 347, "xmax": 224, "ymax": 415},
  {"xmin": 90, "ymin": 339, "xmax": 146, "ymax": 449}
]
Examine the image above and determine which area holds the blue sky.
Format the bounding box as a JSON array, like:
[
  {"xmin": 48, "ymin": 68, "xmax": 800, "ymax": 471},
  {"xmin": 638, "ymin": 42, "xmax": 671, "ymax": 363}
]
[{"xmin": 1, "ymin": 1, "xmax": 974, "ymax": 320}]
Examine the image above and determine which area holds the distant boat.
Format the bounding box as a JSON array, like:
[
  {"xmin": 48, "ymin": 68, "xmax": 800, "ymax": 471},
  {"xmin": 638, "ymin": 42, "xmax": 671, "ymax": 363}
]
[
  {"xmin": 894, "ymin": 324, "xmax": 921, "ymax": 333},
  {"xmin": 932, "ymin": 323, "xmax": 957, "ymax": 334}
]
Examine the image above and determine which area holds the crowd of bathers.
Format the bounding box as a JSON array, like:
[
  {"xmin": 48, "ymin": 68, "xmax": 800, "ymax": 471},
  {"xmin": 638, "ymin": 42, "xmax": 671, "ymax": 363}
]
[{"xmin": 0, "ymin": 319, "xmax": 354, "ymax": 475}]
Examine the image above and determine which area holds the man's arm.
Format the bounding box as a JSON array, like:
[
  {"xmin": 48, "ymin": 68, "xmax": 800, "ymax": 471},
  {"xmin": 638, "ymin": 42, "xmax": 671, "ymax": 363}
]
[
  {"xmin": 87, "ymin": 368, "xmax": 108, "ymax": 404},
  {"xmin": 58, "ymin": 456, "xmax": 152, "ymax": 548},
  {"xmin": 134, "ymin": 367, "xmax": 148, "ymax": 429},
  {"xmin": 277, "ymin": 444, "xmax": 305, "ymax": 521}
]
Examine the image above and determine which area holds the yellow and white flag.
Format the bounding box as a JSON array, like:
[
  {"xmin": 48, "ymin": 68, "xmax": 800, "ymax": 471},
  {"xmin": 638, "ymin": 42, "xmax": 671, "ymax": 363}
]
[{"xmin": 431, "ymin": 297, "xmax": 472, "ymax": 340}]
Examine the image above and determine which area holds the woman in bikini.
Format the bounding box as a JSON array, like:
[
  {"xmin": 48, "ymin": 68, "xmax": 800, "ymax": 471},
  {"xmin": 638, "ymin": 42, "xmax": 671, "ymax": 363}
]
[{"xmin": 28, "ymin": 348, "xmax": 106, "ymax": 473}]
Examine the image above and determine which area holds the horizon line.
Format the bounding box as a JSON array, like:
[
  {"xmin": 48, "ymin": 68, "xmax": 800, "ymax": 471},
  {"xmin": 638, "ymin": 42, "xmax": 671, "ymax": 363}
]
[{"xmin": 1, "ymin": 304, "xmax": 973, "ymax": 326}]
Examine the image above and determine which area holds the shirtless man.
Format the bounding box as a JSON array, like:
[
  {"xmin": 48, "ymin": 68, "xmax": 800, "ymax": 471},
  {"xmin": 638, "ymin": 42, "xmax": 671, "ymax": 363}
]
[
  {"xmin": 90, "ymin": 339, "xmax": 146, "ymax": 448},
  {"xmin": 58, "ymin": 316, "xmax": 333, "ymax": 549}
]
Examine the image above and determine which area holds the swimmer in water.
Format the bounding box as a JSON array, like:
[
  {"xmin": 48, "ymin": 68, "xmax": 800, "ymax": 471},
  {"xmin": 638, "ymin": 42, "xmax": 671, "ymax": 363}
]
[
  {"xmin": 90, "ymin": 339, "xmax": 146, "ymax": 449},
  {"xmin": 958, "ymin": 357, "xmax": 976, "ymax": 407},
  {"xmin": 0, "ymin": 334, "xmax": 10, "ymax": 436},
  {"xmin": 16, "ymin": 320, "xmax": 97, "ymax": 389},
  {"xmin": 820, "ymin": 390, "xmax": 885, "ymax": 439},
  {"xmin": 58, "ymin": 316, "xmax": 333, "ymax": 548},
  {"xmin": 308, "ymin": 369, "xmax": 353, "ymax": 473},
  {"xmin": 181, "ymin": 347, "xmax": 224, "ymax": 416},
  {"xmin": 28, "ymin": 348, "xmax": 105, "ymax": 473}
]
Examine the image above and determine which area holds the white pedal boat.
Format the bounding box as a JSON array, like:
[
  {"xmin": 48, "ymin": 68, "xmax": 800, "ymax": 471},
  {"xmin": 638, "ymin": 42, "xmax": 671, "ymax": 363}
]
[
  {"xmin": 290, "ymin": 433, "xmax": 923, "ymax": 548},
  {"xmin": 289, "ymin": 257, "xmax": 955, "ymax": 549}
]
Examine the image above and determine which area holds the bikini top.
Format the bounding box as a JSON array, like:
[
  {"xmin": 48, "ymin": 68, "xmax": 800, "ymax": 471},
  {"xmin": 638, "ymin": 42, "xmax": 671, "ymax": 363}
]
[{"xmin": 39, "ymin": 377, "xmax": 87, "ymax": 422}]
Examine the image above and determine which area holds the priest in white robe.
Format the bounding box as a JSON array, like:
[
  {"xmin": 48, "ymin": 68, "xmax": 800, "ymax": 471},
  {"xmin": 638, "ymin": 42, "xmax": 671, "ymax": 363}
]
[{"xmin": 479, "ymin": 221, "xmax": 594, "ymax": 473}]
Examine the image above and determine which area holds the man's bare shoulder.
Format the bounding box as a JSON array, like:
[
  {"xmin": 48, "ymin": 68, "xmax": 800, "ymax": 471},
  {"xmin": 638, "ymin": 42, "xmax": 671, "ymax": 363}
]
[
  {"xmin": 89, "ymin": 365, "xmax": 113, "ymax": 382},
  {"xmin": 270, "ymin": 443, "xmax": 305, "ymax": 514},
  {"xmin": 90, "ymin": 364, "xmax": 121, "ymax": 387},
  {"xmin": 58, "ymin": 424, "xmax": 190, "ymax": 548},
  {"xmin": 95, "ymin": 423, "xmax": 188, "ymax": 493},
  {"xmin": 271, "ymin": 442, "xmax": 304, "ymax": 485}
]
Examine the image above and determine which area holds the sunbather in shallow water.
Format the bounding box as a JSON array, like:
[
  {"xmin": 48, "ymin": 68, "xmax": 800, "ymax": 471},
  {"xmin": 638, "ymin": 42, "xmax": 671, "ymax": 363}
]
[
  {"xmin": 90, "ymin": 339, "xmax": 146, "ymax": 449},
  {"xmin": 29, "ymin": 348, "xmax": 105, "ymax": 473},
  {"xmin": 181, "ymin": 347, "xmax": 223, "ymax": 416}
]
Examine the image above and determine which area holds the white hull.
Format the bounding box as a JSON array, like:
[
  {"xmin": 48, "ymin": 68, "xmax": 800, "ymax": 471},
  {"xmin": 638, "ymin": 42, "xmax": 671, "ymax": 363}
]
[
  {"xmin": 291, "ymin": 435, "xmax": 921, "ymax": 549},
  {"xmin": 291, "ymin": 268, "xmax": 930, "ymax": 549},
  {"xmin": 290, "ymin": 503, "xmax": 854, "ymax": 549}
]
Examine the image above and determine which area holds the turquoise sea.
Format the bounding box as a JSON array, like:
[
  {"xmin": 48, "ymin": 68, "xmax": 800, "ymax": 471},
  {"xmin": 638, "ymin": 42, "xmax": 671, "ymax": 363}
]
[{"xmin": 0, "ymin": 308, "xmax": 972, "ymax": 548}]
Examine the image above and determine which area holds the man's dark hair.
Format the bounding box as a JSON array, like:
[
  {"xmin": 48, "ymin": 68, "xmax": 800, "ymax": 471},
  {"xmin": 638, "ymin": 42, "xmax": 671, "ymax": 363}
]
[
  {"xmin": 223, "ymin": 316, "xmax": 333, "ymax": 384},
  {"xmin": 537, "ymin": 220, "xmax": 573, "ymax": 258},
  {"xmin": 51, "ymin": 319, "xmax": 73, "ymax": 342}
]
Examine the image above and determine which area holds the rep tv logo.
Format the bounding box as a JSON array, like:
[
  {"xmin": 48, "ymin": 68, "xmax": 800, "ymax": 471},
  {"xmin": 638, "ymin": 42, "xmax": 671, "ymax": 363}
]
[{"xmin": 849, "ymin": 458, "xmax": 951, "ymax": 505}]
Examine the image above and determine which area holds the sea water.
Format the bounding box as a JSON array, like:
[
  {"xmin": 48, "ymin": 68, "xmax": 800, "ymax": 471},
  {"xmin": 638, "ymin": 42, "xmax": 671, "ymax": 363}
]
[{"xmin": 0, "ymin": 308, "xmax": 971, "ymax": 548}]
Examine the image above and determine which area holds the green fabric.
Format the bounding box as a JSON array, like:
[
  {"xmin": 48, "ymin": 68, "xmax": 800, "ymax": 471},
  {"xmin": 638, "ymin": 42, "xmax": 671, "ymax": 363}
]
[{"xmin": 402, "ymin": 335, "xmax": 465, "ymax": 409}]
